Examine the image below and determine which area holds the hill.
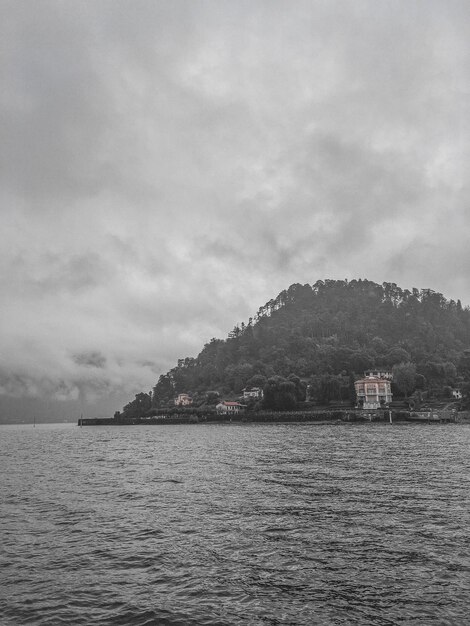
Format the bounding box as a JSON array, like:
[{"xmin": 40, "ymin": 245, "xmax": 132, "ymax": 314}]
[{"xmin": 121, "ymin": 279, "xmax": 470, "ymax": 416}]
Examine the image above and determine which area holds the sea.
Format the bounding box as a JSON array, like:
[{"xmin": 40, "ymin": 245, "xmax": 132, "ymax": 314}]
[{"xmin": 1, "ymin": 422, "xmax": 470, "ymax": 625}]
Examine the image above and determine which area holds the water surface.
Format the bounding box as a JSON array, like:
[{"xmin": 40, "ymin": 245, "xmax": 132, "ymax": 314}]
[{"xmin": 1, "ymin": 422, "xmax": 470, "ymax": 625}]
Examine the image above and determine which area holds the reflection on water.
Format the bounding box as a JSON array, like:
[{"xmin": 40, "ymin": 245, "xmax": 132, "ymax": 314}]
[{"xmin": 1, "ymin": 422, "xmax": 470, "ymax": 625}]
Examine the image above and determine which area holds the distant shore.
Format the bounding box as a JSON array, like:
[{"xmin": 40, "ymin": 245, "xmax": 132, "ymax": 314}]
[{"xmin": 78, "ymin": 409, "xmax": 469, "ymax": 427}]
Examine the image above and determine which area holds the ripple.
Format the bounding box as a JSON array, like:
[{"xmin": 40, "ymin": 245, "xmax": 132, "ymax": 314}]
[{"xmin": 1, "ymin": 423, "xmax": 470, "ymax": 624}]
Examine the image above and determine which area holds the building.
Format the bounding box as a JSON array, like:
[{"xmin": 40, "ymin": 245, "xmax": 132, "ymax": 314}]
[
  {"xmin": 364, "ymin": 370, "xmax": 393, "ymax": 381},
  {"xmin": 452, "ymin": 389, "xmax": 462, "ymax": 399},
  {"xmin": 355, "ymin": 373, "xmax": 392, "ymax": 409},
  {"xmin": 175, "ymin": 393, "xmax": 192, "ymax": 406},
  {"xmin": 216, "ymin": 401, "xmax": 246, "ymax": 415},
  {"xmin": 242, "ymin": 386, "xmax": 264, "ymax": 400}
]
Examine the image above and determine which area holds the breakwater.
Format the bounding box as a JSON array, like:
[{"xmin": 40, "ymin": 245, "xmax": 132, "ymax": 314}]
[{"xmin": 78, "ymin": 409, "xmax": 462, "ymax": 426}]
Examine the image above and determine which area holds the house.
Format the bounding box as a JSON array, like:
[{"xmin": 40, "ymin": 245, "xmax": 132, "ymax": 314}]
[
  {"xmin": 242, "ymin": 386, "xmax": 264, "ymax": 400},
  {"xmin": 216, "ymin": 401, "xmax": 246, "ymax": 415},
  {"xmin": 451, "ymin": 389, "xmax": 462, "ymax": 399},
  {"xmin": 174, "ymin": 393, "xmax": 192, "ymax": 406},
  {"xmin": 355, "ymin": 373, "xmax": 392, "ymax": 409},
  {"xmin": 364, "ymin": 370, "xmax": 393, "ymax": 381}
]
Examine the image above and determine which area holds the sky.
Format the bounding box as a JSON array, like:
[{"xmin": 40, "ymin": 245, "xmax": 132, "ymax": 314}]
[{"xmin": 1, "ymin": 0, "xmax": 470, "ymax": 420}]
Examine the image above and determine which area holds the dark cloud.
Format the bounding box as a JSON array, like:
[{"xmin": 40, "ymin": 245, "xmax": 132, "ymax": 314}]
[
  {"xmin": 1, "ymin": 0, "xmax": 469, "ymax": 418},
  {"xmin": 72, "ymin": 351, "xmax": 107, "ymax": 369}
]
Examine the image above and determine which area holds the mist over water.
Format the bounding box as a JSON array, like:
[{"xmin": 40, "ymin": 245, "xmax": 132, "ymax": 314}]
[{"xmin": 1, "ymin": 422, "xmax": 470, "ymax": 625}]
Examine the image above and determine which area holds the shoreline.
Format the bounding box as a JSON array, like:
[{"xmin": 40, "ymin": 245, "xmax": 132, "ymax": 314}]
[{"xmin": 78, "ymin": 412, "xmax": 467, "ymax": 427}]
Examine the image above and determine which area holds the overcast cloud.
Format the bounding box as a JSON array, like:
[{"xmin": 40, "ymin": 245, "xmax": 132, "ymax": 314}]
[{"xmin": 1, "ymin": 0, "xmax": 470, "ymax": 419}]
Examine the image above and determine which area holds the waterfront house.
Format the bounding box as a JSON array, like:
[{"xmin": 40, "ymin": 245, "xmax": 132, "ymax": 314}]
[
  {"xmin": 355, "ymin": 373, "xmax": 392, "ymax": 409},
  {"xmin": 216, "ymin": 401, "xmax": 246, "ymax": 415},
  {"xmin": 175, "ymin": 393, "xmax": 192, "ymax": 406},
  {"xmin": 242, "ymin": 386, "xmax": 264, "ymax": 400}
]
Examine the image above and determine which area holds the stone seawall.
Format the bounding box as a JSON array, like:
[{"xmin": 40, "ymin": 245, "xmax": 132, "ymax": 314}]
[{"xmin": 78, "ymin": 409, "xmax": 462, "ymax": 426}]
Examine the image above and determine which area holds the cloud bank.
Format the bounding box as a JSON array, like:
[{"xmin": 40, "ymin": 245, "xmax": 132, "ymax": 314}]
[{"xmin": 1, "ymin": 0, "xmax": 469, "ymax": 417}]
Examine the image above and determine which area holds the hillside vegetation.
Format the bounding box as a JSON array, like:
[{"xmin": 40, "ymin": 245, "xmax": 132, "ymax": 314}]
[{"xmin": 121, "ymin": 279, "xmax": 470, "ymax": 416}]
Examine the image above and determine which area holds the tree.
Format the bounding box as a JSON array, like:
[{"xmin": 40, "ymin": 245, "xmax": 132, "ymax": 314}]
[
  {"xmin": 287, "ymin": 374, "xmax": 307, "ymax": 402},
  {"xmin": 224, "ymin": 362, "xmax": 254, "ymax": 393},
  {"xmin": 317, "ymin": 374, "xmax": 341, "ymax": 405},
  {"xmin": 422, "ymin": 361, "xmax": 457, "ymax": 390},
  {"xmin": 459, "ymin": 381, "xmax": 470, "ymax": 408},
  {"xmin": 152, "ymin": 374, "xmax": 174, "ymax": 407},
  {"xmin": 245, "ymin": 374, "xmax": 267, "ymax": 389},
  {"xmin": 459, "ymin": 350, "xmax": 470, "ymax": 381},
  {"xmin": 263, "ymin": 377, "xmax": 297, "ymax": 410},
  {"xmin": 205, "ymin": 391, "xmax": 220, "ymax": 405},
  {"xmin": 392, "ymin": 362, "xmax": 416, "ymax": 398},
  {"xmin": 385, "ymin": 347, "xmax": 412, "ymax": 366},
  {"xmin": 123, "ymin": 392, "xmax": 152, "ymax": 418}
]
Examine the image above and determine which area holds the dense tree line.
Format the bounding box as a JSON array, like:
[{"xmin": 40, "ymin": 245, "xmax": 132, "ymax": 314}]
[{"xmin": 121, "ymin": 279, "xmax": 470, "ymax": 416}]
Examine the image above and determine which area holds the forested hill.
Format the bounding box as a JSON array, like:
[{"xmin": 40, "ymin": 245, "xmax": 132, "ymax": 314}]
[{"xmin": 122, "ymin": 279, "xmax": 470, "ymax": 414}]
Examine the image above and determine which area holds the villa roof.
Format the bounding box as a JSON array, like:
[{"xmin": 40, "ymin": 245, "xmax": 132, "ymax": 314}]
[{"xmin": 355, "ymin": 377, "xmax": 390, "ymax": 384}]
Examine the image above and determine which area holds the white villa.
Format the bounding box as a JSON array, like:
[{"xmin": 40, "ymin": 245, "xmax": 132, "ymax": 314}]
[
  {"xmin": 175, "ymin": 393, "xmax": 192, "ymax": 406},
  {"xmin": 355, "ymin": 372, "xmax": 393, "ymax": 409},
  {"xmin": 242, "ymin": 387, "xmax": 264, "ymax": 400}
]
